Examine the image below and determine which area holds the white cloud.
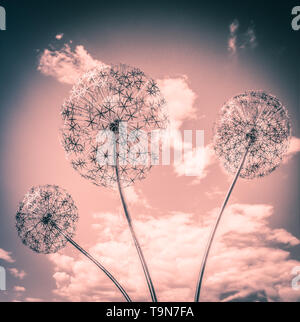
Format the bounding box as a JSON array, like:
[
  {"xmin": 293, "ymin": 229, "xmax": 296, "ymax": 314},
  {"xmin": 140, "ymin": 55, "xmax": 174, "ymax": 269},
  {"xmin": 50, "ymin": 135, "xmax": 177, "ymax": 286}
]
[
  {"xmin": 38, "ymin": 44, "xmax": 108, "ymax": 84},
  {"xmin": 158, "ymin": 76, "xmax": 214, "ymax": 180},
  {"xmin": 25, "ymin": 297, "xmax": 44, "ymax": 302},
  {"xmin": 205, "ymin": 186, "xmax": 225, "ymax": 200},
  {"xmin": 283, "ymin": 136, "xmax": 300, "ymax": 163},
  {"xmin": 14, "ymin": 286, "xmax": 26, "ymax": 292},
  {"xmin": 121, "ymin": 186, "xmax": 150, "ymax": 208},
  {"xmin": 0, "ymin": 248, "xmax": 15, "ymax": 263},
  {"xmin": 49, "ymin": 204, "xmax": 300, "ymax": 302},
  {"xmin": 9, "ymin": 268, "xmax": 27, "ymax": 280},
  {"xmin": 173, "ymin": 143, "xmax": 216, "ymax": 181},
  {"xmin": 158, "ymin": 76, "xmax": 197, "ymax": 129}
]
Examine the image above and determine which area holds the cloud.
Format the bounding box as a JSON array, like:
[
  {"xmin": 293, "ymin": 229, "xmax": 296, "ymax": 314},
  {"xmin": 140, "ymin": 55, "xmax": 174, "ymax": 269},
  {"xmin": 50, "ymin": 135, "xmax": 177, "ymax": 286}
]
[
  {"xmin": 228, "ymin": 19, "xmax": 239, "ymax": 56},
  {"xmin": 14, "ymin": 286, "xmax": 26, "ymax": 292},
  {"xmin": 55, "ymin": 33, "xmax": 64, "ymax": 40},
  {"xmin": 25, "ymin": 297, "xmax": 44, "ymax": 302},
  {"xmin": 0, "ymin": 248, "xmax": 15, "ymax": 263},
  {"xmin": 121, "ymin": 186, "xmax": 150, "ymax": 208},
  {"xmin": 9, "ymin": 268, "xmax": 27, "ymax": 280},
  {"xmin": 242, "ymin": 26, "xmax": 257, "ymax": 49},
  {"xmin": 38, "ymin": 44, "xmax": 108, "ymax": 84},
  {"xmin": 283, "ymin": 136, "xmax": 300, "ymax": 163},
  {"xmin": 173, "ymin": 143, "xmax": 216, "ymax": 181},
  {"xmin": 205, "ymin": 186, "xmax": 226, "ymax": 200},
  {"xmin": 158, "ymin": 76, "xmax": 214, "ymax": 179},
  {"xmin": 228, "ymin": 19, "xmax": 257, "ymax": 57},
  {"xmin": 158, "ymin": 76, "xmax": 197, "ymax": 129},
  {"xmin": 49, "ymin": 204, "xmax": 300, "ymax": 302}
]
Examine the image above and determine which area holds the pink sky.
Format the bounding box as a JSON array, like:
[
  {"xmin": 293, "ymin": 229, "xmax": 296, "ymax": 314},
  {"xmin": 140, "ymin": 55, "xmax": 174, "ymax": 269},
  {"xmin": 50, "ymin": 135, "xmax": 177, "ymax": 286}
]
[{"xmin": 1, "ymin": 24, "xmax": 300, "ymax": 302}]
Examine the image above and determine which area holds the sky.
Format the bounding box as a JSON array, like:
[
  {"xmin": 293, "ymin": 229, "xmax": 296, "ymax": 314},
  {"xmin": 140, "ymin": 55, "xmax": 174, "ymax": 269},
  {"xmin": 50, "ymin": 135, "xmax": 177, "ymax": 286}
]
[{"xmin": 0, "ymin": 0, "xmax": 300, "ymax": 302}]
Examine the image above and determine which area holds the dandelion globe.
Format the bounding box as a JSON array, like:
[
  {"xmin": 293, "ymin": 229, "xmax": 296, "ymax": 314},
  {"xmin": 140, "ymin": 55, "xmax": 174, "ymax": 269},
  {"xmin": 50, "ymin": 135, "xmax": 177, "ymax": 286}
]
[
  {"xmin": 60, "ymin": 63, "xmax": 168, "ymax": 188},
  {"xmin": 16, "ymin": 184, "xmax": 131, "ymax": 302},
  {"xmin": 213, "ymin": 90, "xmax": 291, "ymax": 179},
  {"xmin": 194, "ymin": 91, "xmax": 291, "ymax": 302}
]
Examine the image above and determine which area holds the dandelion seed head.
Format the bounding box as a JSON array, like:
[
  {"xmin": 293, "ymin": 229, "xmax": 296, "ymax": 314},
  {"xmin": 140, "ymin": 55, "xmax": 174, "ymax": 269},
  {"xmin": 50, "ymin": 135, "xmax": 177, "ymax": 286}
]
[
  {"xmin": 16, "ymin": 185, "xmax": 78, "ymax": 254},
  {"xmin": 61, "ymin": 64, "xmax": 168, "ymax": 188},
  {"xmin": 213, "ymin": 90, "xmax": 291, "ymax": 179}
]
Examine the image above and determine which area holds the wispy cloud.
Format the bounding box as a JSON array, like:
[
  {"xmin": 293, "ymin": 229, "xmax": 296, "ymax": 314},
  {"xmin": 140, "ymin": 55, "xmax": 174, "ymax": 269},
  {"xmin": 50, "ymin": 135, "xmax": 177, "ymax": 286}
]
[
  {"xmin": 38, "ymin": 43, "xmax": 108, "ymax": 84},
  {"xmin": 122, "ymin": 186, "xmax": 150, "ymax": 208},
  {"xmin": 158, "ymin": 76, "xmax": 213, "ymax": 180},
  {"xmin": 283, "ymin": 136, "xmax": 300, "ymax": 163},
  {"xmin": 205, "ymin": 186, "xmax": 226, "ymax": 200},
  {"xmin": 228, "ymin": 19, "xmax": 257, "ymax": 57},
  {"xmin": 228, "ymin": 19, "xmax": 239, "ymax": 56},
  {"xmin": 55, "ymin": 33, "xmax": 64, "ymax": 40},
  {"xmin": 14, "ymin": 286, "xmax": 26, "ymax": 292},
  {"xmin": 9, "ymin": 268, "xmax": 27, "ymax": 280},
  {"xmin": 0, "ymin": 248, "xmax": 15, "ymax": 263},
  {"xmin": 49, "ymin": 204, "xmax": 300, "ymax": 302},
  {"xmin": 25, "ymin": 297, "xmax": 44, "ymax": 302}
]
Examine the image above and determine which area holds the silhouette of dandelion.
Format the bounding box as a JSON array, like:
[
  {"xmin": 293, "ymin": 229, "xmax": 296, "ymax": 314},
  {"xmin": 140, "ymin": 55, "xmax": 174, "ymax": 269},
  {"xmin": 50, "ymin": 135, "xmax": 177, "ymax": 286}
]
[
  {"xmin": 16, "ymin": 185, "xmax": 78, "ymax": 254},
  {"xmin": 213, "ymin": 90, "xmax": 291, "ymax": 179},
  {"xmin": 16, "ymin": 185, "xmax": 131, "ymax": 302},
  {"xmin": 60, "ymin": 63, "xmax": 168, "ymax": 188},
  {"xmin": 194, "ymin": 91, "xmax": 291, "ymax": 302},
  {"xmin": 60, "ymin": 63, "xmax": 168, "ymax": 302}
]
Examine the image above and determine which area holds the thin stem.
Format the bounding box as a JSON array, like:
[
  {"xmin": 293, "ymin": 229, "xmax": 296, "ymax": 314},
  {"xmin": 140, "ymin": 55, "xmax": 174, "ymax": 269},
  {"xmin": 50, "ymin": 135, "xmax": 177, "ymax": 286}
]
[
  {"xmin": 194, "ymin": 146, "xmax": 250, "ymax": 302},
  {"xmin": 53, "ymin": 223, "xmax": 132, "ymax": 302},
  {"xmin": 115, "ymin": 165, "xmax": 158, "ymax": 302}
]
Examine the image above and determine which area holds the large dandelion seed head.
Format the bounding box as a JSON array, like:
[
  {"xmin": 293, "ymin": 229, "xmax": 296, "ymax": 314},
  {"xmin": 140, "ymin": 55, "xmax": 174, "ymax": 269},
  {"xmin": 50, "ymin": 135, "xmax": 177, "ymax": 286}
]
[
  {"xmin": 16, "ymin": 185, "xmax": 78, "ymax": 254},
  {"xmin": 213, "ymin": 90, "xmax": 291, "ymax": 179},
  {"xmin": 60, "ymin": 63, "xmax": 168, "ymax": 188}
]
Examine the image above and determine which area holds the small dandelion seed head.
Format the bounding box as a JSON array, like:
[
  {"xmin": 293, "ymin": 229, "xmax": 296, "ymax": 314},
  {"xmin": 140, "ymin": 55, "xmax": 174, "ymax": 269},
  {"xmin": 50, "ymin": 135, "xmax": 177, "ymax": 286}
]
[
  {"xmin": 213, "ymin": 90, "xmax": 291, "ymax": 179},
  {"xmin": 16, "ymin": 185, "xmax": 79, "ymax": 254},
  {"xmin": 60, "ymin": 63, "xmax": 168, "ymax": 188}
]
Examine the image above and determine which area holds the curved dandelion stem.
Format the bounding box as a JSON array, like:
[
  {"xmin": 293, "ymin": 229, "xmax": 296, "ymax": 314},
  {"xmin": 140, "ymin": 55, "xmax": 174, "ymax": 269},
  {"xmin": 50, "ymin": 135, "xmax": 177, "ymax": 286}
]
[
  {"xmin": 115, "ymin": 164, "xmax": 157, "ymax": 302},
  {"xmin": 53, "ymin": 223, "xmax": 132, "ymax": 302},
  {"xmin": 194, "ymin": 145, "xmax": 250, "ymax": 302}
]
